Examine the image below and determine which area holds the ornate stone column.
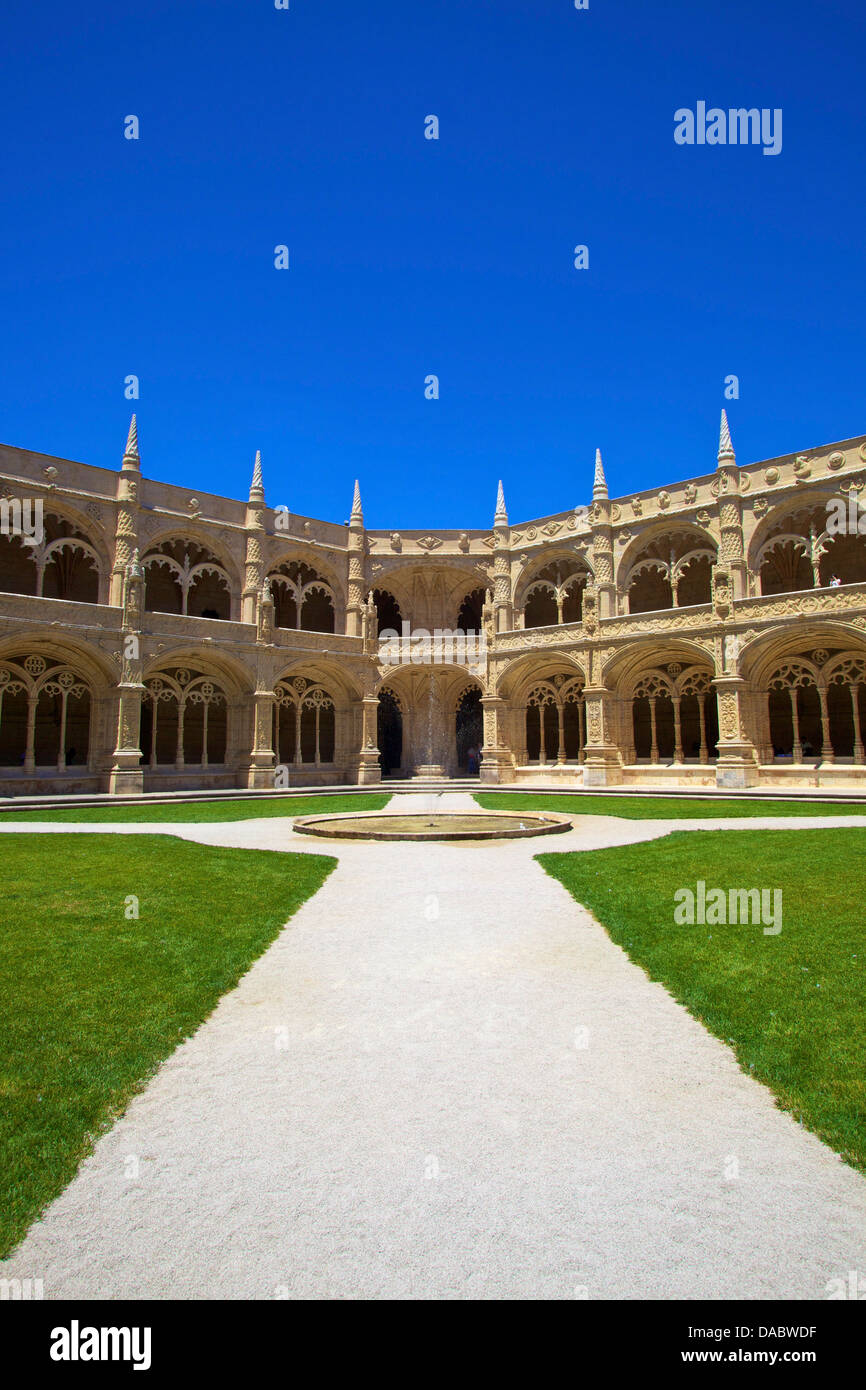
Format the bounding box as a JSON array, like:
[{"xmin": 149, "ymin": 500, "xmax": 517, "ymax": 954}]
[
  {"xmin": 697, "ymin": 692, "xmax": 709, "ymax": 764},
  {"xmin": 492, "ymin": 482, "xmax": 513, "ymax": 633},
  {"xmin": 242, "ymin": 451, "xmax": 266, "ymax": 626},
  {"xmin": 817, "ymin": 685, "xmax": 834, "ymax": 763},
  {"xmin": 109, "ymin": 550, "xmax": 145, "ymax": 794},
  {"xmin": 479, "ymin": 694, "xmax": 512, "ymax": 783},
  {"xmin": 110, "ymin": 417, "xmax": 141, "ymax": 608},
  {"xmin": 850, "ymin": 682, "xmax": 864, "ymax": 763},
  {"xmin": 714, "ymin": 410, "xmax": 748, "ymax": 600},
  {"xmin": 355, "ymin": 690, "xmax": 382, "ymax": 784},
  {"xmin": 248, "ymin": 692, "xmax": 276, "ymax": 788},
  {"xmin": 590, "ymin": 451, "xmax": 616, "ymax": 619},
  {"xmin": 712, "ymin": 674, "xmax": 758, "ymax": 787},
  {"xmin": 347, "ymin": 481, "xmax": 366, "ymax": 637},
  {"xmin": 581, "ymin": 684, "xmax": 621, "ymax": 786},
  {"xmin": 672, "ymin": 694, "xmax": 683, "ymax": 763}
]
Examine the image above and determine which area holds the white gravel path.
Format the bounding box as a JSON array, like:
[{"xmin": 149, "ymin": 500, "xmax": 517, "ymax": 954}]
[{"xmin": 2, "ymin": 795, "xmax": 865, "ymax": 1299}]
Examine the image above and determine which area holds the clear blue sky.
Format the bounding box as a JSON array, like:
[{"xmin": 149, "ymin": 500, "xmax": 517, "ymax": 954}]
[{"xmin": 1, "ymin": 0, "xmax": 863, "ymax": 528}]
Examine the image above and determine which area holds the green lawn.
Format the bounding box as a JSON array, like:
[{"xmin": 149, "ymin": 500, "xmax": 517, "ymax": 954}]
[
  {"xmin": 0, "ymin": 793, "xmax": 389, "ymax": 824},
  {"xmin": 539, "ymin": 829, "xmax": 866, "ymax": 1173},
  {"xmin": 0, "ymin": 834, "xmax": 335, "ymax": 1257},
  {"xmin": 475, "ymin": 791, "xmax": 866, "ymax": 819}
]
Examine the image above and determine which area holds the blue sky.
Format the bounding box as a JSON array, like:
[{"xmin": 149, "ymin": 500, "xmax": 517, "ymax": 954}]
[{"xmin": 1, "ymin": 0, "xmax": 864, "ymax": 528}]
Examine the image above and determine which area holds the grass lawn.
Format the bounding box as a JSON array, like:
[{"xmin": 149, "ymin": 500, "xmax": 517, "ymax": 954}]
[
  {"xmin": 475, "ymin": 791, "xmax": 866, "ymax": 819},
  {"xmin": 539, "ymin": 829, "xmax": 866, "ymax": 1173},
  {"xmin": 0, "ymin": 793, "xmax": 390, "ymax": 824},
  {"xmin": 0, "ymin": 834, "xmax": 335, "ymax": 1257}
]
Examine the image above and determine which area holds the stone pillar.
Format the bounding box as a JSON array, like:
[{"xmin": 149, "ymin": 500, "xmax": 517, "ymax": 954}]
[
  {"xmin": 109, "ymin": 552, "xmax": 145, "ymax": 794},
  {"xmin": 347, "ymin": 481, "xmax": 366, "ymax": 637},
  {"xmin": 817, "ymin": 685, "xmax": 834, "ymax": 763},
  {"xmin": 581, "ymin": 685, "xmax": 621, "ymax": 786},
  {"xmin": 479, "ymin": 695, "xmax": 513, "ymax": 783},
  {"xmin": 492, "ymin": 523, "xmax": 512, "ymax": 633},
  {"xmin": 672, "ymin": 694, "xmax": 683, "ymax": 763},
  {"xmin": 712, "ymin": 674, "xmax": 758, "ymax": 787},
  {"xmin": 715, "ymin": 410, "xmax": 748, "ymax": 600},
  {"xmin": 850, "ymin": 683, "xmax": 864, "ymax": 764},
  {"xmin": 242, "ymin": 451, "xmax": 266, "ymax": 626},
  {"xmin": 590, "ymin": 506, "xmax": 616, "ymax": 618},
  {"xmin": 589, "ymin": 448, "xmax": 616, "ymax": 619},
  {"xmin": 110, "ymin": 417, "xmax": 141, "ymax": 608},
  {"xmin": 355, "ymin": 693, "xmax": 382, "ymax": 784},
  {"xmin": 247, "ymin": 691, "xmax": 276, "ymax": 789},
  {"xmin": 108, "ymin": 686, "xmax": 144, "ymax": 794},
  {"xmin": 697, "ymin": 693, "xmax": 709, "ymax": 764}
]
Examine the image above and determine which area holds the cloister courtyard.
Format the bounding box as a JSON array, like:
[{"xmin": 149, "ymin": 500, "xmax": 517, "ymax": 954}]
[
  {"xmin": 0, "ymin": 785, "xmax": 864, "ymax": 1300},
  {"xmin": 2, "ymin": 412, "xmax": 866, "ymax": 1298}
]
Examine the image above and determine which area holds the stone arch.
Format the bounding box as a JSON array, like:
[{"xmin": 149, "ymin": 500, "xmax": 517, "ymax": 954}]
[
  {"xmin": 273, "ymin": 660, "xmax": 362, "ymax": 773},
  {"xmin": 373, "ymin": 588, "xmax": 402, "ymax": 635},
  {"xmin": 454, "ymin": 678, "xmax": 485, "ymax": 772},
  {"xmin": 0, "ymin": 652, "xmax": 95, "ymax": 772},
  {"xmin": 494, "ymin": 656, "xmax": 588, "ymax": 768},
  {"xmin": 618, "ymin": 525, "xmax": 717, "ymax": 614},
  {"xmin": 141, "ymin": 665, "xmax": 231, "ymax": 768},
  {"xmin": 377, "ymin": 684, "xmax": 404, "ymax": 775},
  {"xmin": 737, "ymin": 623, "xmax": 866, "ymax": 764},
  {"xmin": 142, "ymin": 535, "xmax": 236, "ymax": 620},
  {"xmin": 456, "ymin": 587, "xmax": 485, "ymax": 631},
  {"xmin": 514, "ymin": 553, "xmax": 593, "ymax": 629},
  {"xmin": 603, "ymin": 642, "xmax": 718, "ymax": 766},
  {"xmin": 272, "ymin": 676, "xmax": 336, "ymax": 766},
  {"xmin": 748, "ymin": 495, "xmax": 866, "ymax": 594},
  {"xmin": 0, "ymin": 505, "xmax": 108, "ymax": 604},
  {"xmin": 266, "ymin": 557, "xmax": 339, "ymax": 633}
]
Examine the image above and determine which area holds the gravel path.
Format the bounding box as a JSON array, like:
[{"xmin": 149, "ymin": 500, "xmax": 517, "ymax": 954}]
[{"xmin": 2, "ymin": 796, "xmax": 865, "ymax": 1299}]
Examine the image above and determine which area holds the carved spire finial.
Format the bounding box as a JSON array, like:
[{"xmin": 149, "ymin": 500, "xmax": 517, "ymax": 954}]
[
  {"xmin": 592, "ymin": 447, "xmax": 608, "ymax": 501},
  {"xmin": 494, "ymin": 479, "xmax": 508, "ymax": 524},
  {"xmin": 249, "ymin": 449, "xmax": 265, "ymax": 502},
  {"xmin": 718, "ymin": 409, "xmax": 736, "ymax": 466},
  {"xmin": 123, "ymin": 414, "xmax": 139, "ymax": 463},
  {"xmin": 351, "ymin": 479, "xmax": 364, "ymax": 523}
]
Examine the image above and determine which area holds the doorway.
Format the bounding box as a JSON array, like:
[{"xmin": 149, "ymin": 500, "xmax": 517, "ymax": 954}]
[
  {"xmin": 455, "ymin": 687, "xmax": 483, "ymax": 773},
  {"xmin": 377, "ymin": 689, "xmax": 403, "ymax": 775}
]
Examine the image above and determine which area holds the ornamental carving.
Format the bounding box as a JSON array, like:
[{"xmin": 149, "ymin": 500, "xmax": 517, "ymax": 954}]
[
  {"xmin": 416, "ymin": 535, "xmax": 443, "ymax": 550},
  {"xmin": 718, "ymin": 692, "xmax": 739, "ymax": 740}
]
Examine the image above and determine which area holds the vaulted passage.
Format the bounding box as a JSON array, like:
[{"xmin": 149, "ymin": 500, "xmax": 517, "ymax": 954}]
[
  {"xmin": 377, "ymin": 688, "xmax": 403, "ymax": 775},
  {"xmin": 455, "ymin": 686, "xmax": 483, "ymax": 772}
]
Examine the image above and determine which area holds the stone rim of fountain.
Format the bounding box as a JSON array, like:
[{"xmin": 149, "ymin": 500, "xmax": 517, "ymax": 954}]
[{"xmin": 292, "ymin": 809, "xmax": 574, "ymax": 842}]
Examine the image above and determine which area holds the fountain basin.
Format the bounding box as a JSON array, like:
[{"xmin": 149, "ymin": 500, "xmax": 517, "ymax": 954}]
[{"xmin": 292, "ymin": 810, "xmax": 573, "ymax": 842}]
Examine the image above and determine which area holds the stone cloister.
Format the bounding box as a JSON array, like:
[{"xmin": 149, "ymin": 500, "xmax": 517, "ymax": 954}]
[{"xmin": 1, "ymin": 412, "xmax": 866, "ymax": 795}]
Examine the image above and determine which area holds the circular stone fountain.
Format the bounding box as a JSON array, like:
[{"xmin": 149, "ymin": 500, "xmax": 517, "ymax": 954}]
[{"xmin": 292, "ymin": 810, "xmax": 573, "ymax": 842}]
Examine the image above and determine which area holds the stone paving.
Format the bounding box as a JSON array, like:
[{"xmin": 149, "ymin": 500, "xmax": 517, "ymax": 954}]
[{"xmin": 1, "ymin": 794, "xmax": 865, "ymax": 1299}]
